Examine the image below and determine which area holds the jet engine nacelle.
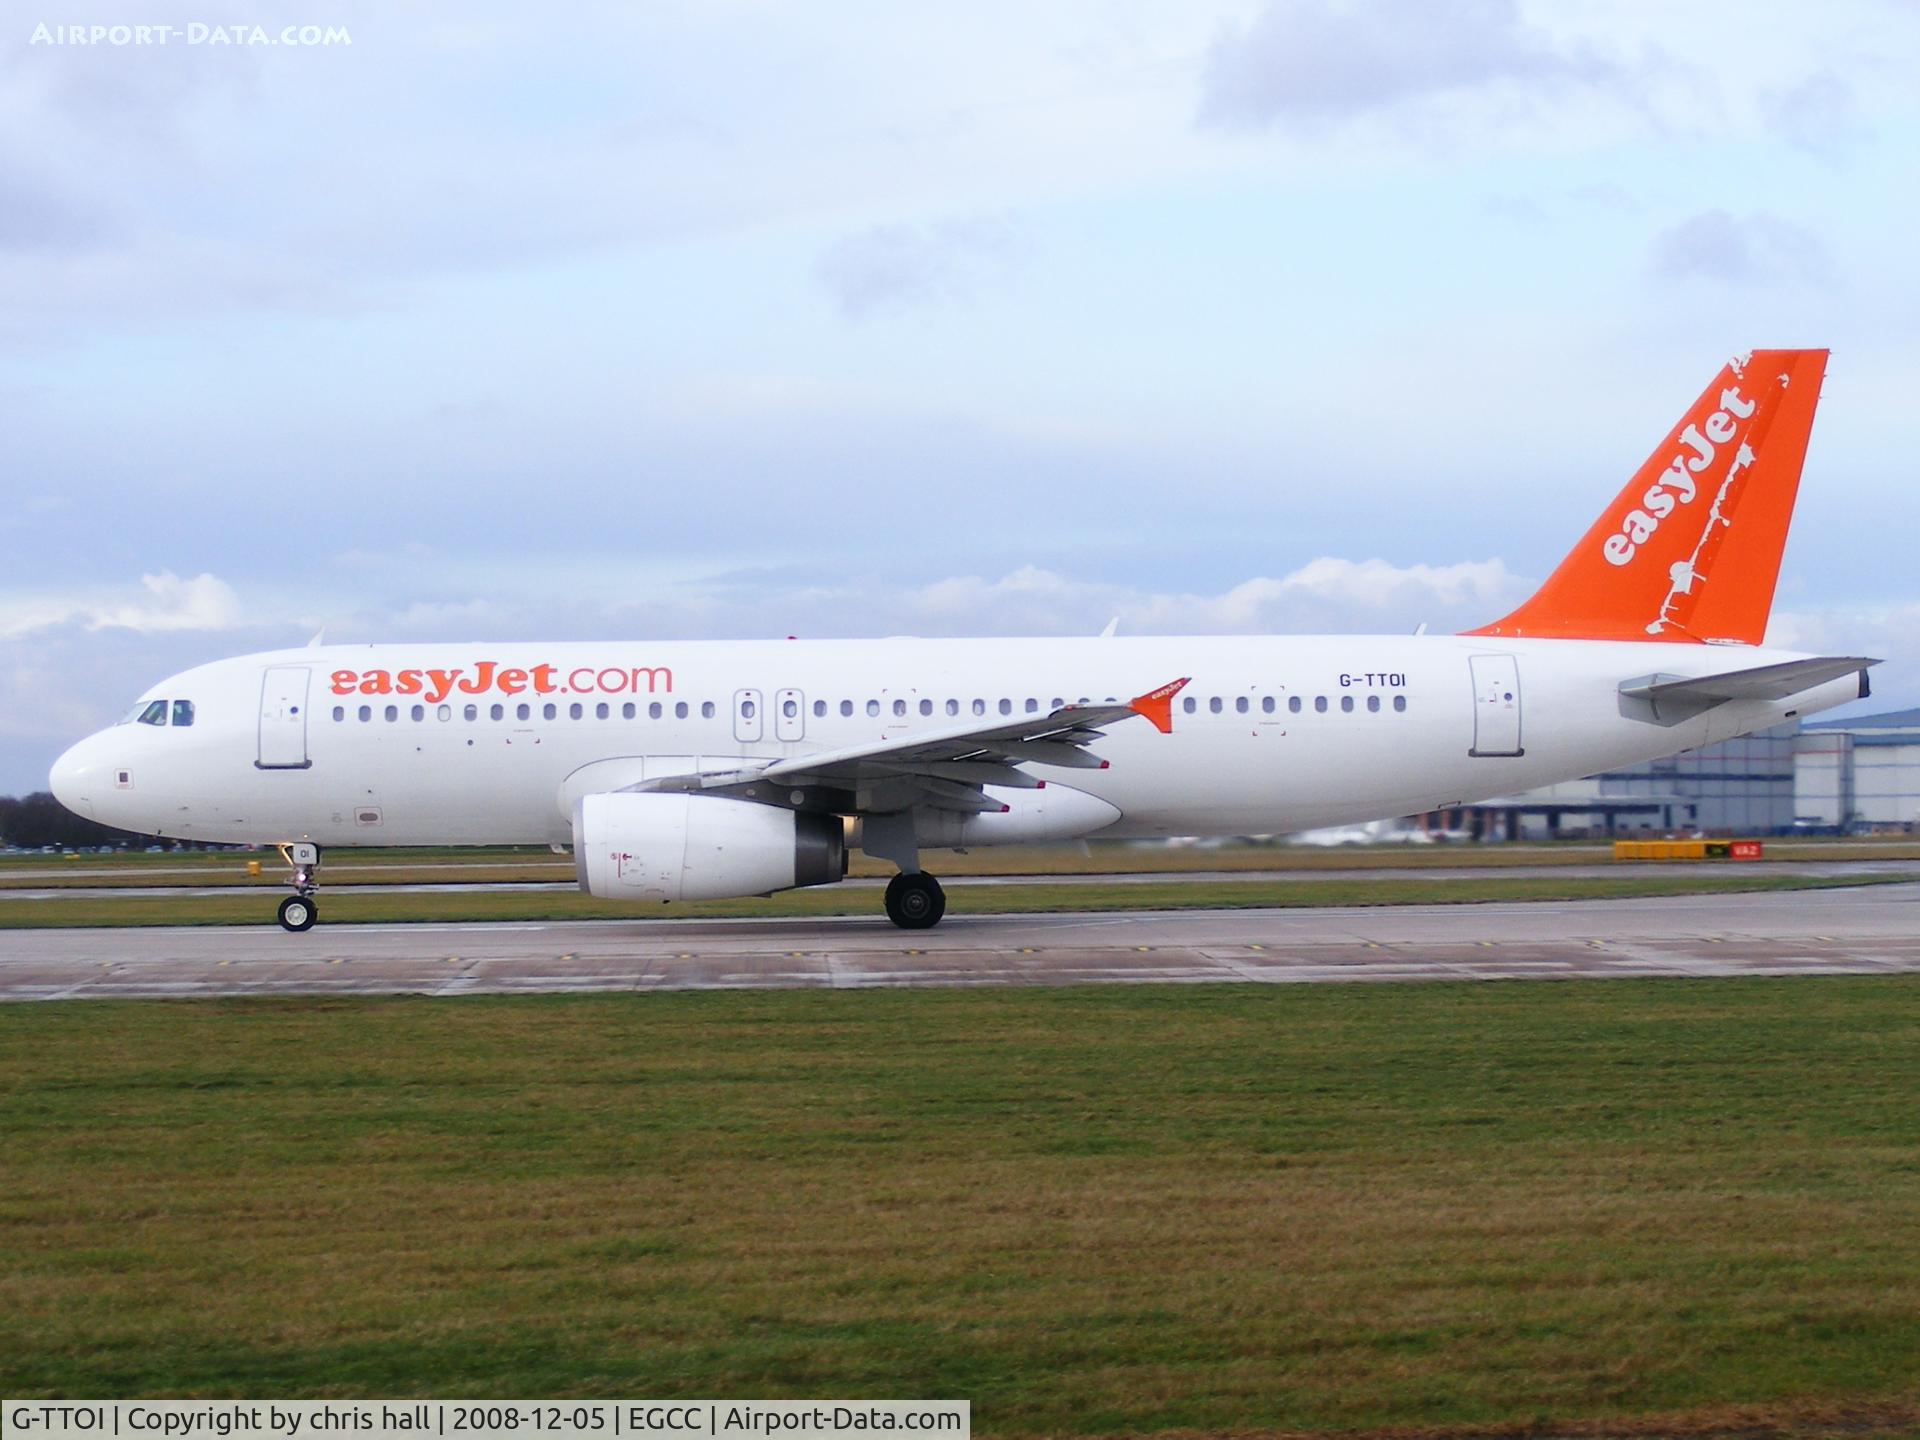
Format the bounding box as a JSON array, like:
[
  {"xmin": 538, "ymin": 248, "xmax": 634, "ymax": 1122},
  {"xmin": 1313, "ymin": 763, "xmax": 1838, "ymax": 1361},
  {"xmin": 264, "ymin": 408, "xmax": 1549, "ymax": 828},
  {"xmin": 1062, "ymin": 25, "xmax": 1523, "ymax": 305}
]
[{"xmin": 574, "ymin": 792, "xmax": 845, "ymax": 902}]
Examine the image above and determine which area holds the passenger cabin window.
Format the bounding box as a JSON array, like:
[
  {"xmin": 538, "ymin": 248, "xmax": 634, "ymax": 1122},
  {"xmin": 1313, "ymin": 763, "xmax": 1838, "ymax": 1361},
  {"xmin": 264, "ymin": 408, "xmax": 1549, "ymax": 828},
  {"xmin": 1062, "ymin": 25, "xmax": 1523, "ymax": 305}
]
[
  {"xmin": 1367, "ymin": 695, "xmax": 1380, "ymax": 713},
  {"xmin": 1182, "ymin": 697, "xmax": 1196, "ymax": 714},
  {"xmin": 894, "ymin": 699, "xmax": 907, "ymax": 717},
  {"xmin": 1314, "ymin": 696, "xmax": 1328, "ymax": 713},
  {"xmin": 841, "ymin": 700, "xmax": 854, "ymax": 717},
  {"xmin": 1340, "ymin": 696, "xmax": 1354, "ymax": 713},
  {"xmin": 332, "ymin": 705, "xmax": 345, "ymax": 722},
  {"xmin": 1208, "ymin": 697, "xmax": 1223, "ymax": 714},
  {"xmin": 1235, "ymin": 697, "xmax": 1248, "ymax": 714},
  {"xmin": 946, "ymin": 700, "xmax": 960, "ymax": 716},
  {"xmin": 358, "ymin": 705, "xmax": 372, "ymax": 722},
  {"xmin": 701, "ymin": 701, "xmax": 716, "ymax": 718},
  {"xmin": 1289, "ymin": 696, "xmax": 1303, "ymax": 714},
  {"xmin": 412, "ymin": 705, "xmax": 426, "ymax": 721},
  {"xmin": 596, "ymin": 702, "xmax": 610, "ymax": 720},
  {"xmin": 867, "ymin": 700, "xmax": 881, "ymax": 717},
  {"xmin": 813, "ymin": 700, "xmax": 826, "ymax": 718},
  {"xmin": 674, "ymin": 702, "xmax": 689, "ymax": 719},
  {"xmin": 137, "ymin": 700, "xmax": 168, "ymax": 726},
  {"xmin": 1394, "ymin": 695, "xmax": 1408, "ymax": 712},
  {"xmin": 385, "ymin": 705, "xmax": 399, "ymax": 722},
  {"xmin": 919, "ymin": 699, "xmax": 932, "ymax": 716},
  {"xmin": 1261, "ymin": 696, "xmax": 1275, "ymax": 714},
  {"xmin": 171, "ymin": 700, "xmax": 195, "ymax": 727}
]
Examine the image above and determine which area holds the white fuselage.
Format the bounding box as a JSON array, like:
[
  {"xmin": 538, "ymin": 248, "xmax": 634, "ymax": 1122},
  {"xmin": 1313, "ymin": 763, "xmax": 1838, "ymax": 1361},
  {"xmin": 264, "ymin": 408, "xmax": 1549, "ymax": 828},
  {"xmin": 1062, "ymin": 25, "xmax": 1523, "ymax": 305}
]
[{"xmin": 50, "ymin": 635, "xmax": 1859, "ymax": 848}]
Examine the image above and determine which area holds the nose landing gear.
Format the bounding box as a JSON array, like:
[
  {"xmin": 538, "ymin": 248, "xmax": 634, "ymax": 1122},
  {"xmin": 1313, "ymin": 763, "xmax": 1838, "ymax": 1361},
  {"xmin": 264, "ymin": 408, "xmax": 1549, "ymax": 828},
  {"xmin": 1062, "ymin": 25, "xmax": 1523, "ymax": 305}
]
[
  {"xmin": 884, "ymin": 871, "xmax": 946, "ymax": 929},
  {"xmin": 276, "ymin": 842, "xmax": 321, "ymax": 931}
]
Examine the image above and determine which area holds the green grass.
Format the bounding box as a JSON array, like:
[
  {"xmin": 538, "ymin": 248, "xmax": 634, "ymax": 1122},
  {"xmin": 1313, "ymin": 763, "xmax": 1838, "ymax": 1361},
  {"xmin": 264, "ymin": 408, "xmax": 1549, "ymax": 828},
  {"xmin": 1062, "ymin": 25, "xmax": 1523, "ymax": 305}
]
[
  {"xmin": 0, "ymin": 869, "xmax": 1908, "ymax": 928},
  {"xmin": 6, "ymin": 838, "xmax": 1919, "ymax": 889},
  {"xmin": 3, "ymin": 981, "xmax": 1920, "ymax": 1436}
]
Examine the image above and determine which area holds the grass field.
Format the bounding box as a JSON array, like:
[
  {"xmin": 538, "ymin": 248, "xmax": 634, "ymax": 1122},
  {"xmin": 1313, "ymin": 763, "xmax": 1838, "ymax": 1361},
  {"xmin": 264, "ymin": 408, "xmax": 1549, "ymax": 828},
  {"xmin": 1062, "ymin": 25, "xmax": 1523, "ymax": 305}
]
[
  {"xmin": 4, "ymin": 980, "xmax": 1919, "ymax": 1437},
  {"xmin": 5, "ymin": 839, "xmax": 1919, "ymax": 888},
  {"xmin": 0, "ymin": 869, "xmax": 1910, "ymax": 928}
]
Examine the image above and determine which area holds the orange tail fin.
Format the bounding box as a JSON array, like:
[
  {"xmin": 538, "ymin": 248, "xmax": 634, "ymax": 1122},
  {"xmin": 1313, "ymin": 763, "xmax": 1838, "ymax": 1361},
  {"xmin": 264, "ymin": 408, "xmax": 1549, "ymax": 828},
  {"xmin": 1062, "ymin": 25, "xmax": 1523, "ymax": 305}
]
[{"xmin": 1466, "ymin": 349, "xmax": 1828, "ymax": 645}]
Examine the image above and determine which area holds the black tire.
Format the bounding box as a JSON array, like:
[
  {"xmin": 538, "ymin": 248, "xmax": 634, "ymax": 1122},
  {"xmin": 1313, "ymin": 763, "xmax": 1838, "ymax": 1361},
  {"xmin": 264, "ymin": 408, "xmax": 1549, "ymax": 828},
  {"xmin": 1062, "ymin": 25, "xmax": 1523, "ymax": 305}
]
[
  {"xmin": 277, "ymin": 895, "xmax": 318, "ymax": 932},
  {"xmin": 884, "ymin": 872, "xmax": 945, "ymax": 930}
]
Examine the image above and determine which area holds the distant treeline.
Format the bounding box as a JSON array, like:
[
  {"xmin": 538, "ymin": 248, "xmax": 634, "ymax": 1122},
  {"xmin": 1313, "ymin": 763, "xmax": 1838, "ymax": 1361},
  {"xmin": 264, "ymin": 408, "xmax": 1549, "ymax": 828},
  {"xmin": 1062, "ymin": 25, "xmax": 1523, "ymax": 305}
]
[{"xmin": 0, "ymin": 793, "xmax": 153, "ymax": 850}]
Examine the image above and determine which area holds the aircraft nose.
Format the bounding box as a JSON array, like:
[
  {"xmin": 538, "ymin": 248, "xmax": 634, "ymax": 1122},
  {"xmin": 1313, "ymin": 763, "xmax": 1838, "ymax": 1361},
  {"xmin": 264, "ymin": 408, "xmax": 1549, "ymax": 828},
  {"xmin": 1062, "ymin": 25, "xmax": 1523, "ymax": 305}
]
[{"xmin": 49, "ymin": 736, "xmax": 101, "ymax": 819}]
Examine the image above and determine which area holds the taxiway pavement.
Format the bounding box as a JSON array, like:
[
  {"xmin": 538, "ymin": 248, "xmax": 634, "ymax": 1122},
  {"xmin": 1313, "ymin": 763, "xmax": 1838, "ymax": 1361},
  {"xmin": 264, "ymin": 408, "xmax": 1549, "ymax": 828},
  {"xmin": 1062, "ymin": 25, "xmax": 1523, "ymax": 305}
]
[{"xmin": 2, "ymin": 883, "xmax": 1915, "ymax": 1001}]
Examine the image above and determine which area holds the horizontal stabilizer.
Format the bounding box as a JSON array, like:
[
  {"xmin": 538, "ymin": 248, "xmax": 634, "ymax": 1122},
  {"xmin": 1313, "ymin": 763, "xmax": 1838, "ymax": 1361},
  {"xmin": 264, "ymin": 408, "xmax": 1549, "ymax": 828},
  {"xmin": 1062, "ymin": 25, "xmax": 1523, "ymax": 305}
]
[{"xmin": 1620, "ymin": 656, "xmax": 1876, "ymax": 724}]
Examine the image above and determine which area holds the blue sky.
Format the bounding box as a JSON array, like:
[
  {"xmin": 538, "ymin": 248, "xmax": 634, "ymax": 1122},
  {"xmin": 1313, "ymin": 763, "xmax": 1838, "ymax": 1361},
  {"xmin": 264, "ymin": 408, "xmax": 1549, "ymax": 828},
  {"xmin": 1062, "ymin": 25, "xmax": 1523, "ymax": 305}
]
[{"xmin": 2, "ymin": 0, "xmax": 1917, "ymax": 791}]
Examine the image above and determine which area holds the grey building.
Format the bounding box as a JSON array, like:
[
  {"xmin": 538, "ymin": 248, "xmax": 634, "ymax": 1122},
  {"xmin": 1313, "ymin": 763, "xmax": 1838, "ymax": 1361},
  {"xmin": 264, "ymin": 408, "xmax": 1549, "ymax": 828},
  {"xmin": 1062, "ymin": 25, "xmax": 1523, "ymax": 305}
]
[
  {"xmin": 1457, "ymin": 723, "xmax": 1799, "ymax": 838},
  {"xmin": 1456, "ymin": 708, "xmax": 1920, "ymax": 838},
  {"xmin": 1795, "ymin": 708, "xmax": 1920, "ymax": 830}
]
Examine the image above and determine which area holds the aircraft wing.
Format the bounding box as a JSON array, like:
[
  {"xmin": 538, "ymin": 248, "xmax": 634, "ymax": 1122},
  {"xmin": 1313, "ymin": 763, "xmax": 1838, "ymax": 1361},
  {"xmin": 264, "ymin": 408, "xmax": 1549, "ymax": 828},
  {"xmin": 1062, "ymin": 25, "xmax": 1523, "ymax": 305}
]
[
  {"xmin": 1620, "ymin": 656, "xmax": 1876, "ymax": 723},
  {"xmin": 637, "ymin": 677, "xmax": 1189, "ymax": 813}
]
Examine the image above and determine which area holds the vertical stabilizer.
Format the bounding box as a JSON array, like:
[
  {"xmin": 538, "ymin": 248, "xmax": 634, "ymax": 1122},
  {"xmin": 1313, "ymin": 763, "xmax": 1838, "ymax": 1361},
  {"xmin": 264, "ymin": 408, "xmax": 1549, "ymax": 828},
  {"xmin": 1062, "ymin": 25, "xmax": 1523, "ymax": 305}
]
[{"xmin": 1467, "ymin": 349, "xmax": 1827, "ymax": 644}]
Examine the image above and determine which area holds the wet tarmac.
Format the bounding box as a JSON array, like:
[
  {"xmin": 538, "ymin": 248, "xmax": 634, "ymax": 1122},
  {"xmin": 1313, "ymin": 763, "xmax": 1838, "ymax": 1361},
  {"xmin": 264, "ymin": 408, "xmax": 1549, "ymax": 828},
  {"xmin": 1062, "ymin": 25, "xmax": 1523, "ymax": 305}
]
[{"xmin": 3, "ymin": 882, "xmax": 1915, "ymax": 1001}]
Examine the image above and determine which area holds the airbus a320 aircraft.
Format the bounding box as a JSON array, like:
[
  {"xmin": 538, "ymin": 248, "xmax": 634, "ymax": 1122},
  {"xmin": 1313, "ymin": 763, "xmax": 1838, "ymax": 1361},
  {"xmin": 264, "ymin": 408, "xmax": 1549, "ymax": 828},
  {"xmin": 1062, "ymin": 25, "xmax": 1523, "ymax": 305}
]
[{"xmin": 51, "ymin": 350, "xmax": 1873, "ymax": 931}]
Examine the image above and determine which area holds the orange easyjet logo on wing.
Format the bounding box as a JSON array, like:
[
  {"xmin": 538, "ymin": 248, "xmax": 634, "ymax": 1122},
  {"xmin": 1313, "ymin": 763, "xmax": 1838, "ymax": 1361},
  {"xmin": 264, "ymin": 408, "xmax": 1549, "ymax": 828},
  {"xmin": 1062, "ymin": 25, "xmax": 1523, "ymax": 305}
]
[
  {"xmin": 1601, "ymin": 384, "xmax": 1756, "ymax": 567},
  {"xmin": 329, "ymin": 663, "xmax": 673, "ymax": 704}
]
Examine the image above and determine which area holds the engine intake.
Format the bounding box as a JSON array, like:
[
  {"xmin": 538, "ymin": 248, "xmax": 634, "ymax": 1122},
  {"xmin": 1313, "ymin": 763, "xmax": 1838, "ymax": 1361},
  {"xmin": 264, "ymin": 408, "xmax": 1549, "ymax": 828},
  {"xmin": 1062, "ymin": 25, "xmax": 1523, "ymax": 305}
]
[{"xmin": 574, "ymin": 792, "xmax": 844, "ymax": 902}]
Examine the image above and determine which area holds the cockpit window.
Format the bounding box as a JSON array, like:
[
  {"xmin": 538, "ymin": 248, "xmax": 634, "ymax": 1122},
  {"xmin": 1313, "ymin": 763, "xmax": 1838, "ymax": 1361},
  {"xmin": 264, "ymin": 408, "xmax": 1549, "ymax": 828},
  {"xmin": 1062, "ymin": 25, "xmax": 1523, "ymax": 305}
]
[
  {"xmin": 136, "ymin": 700, "xmax": 168, "ymax": 726},
  {"xmin": 171, "ymin": 700, "xmax": 195, "ymax": 727}
]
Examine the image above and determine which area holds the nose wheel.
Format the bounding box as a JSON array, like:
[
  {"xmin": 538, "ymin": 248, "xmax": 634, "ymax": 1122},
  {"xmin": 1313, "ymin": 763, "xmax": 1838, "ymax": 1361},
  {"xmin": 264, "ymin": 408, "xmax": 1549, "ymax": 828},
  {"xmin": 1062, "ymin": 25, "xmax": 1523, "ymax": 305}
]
[
  {"xmin": 277, "ymin": 894, "xmax": 318, "ymax": 932},
  {"xmin": 275, "ymin": 842, "xmax": 322, "ymax": 931},
  {"xmin": 884, "ymin": 871, "xmax": 946, "ymax": 929}
]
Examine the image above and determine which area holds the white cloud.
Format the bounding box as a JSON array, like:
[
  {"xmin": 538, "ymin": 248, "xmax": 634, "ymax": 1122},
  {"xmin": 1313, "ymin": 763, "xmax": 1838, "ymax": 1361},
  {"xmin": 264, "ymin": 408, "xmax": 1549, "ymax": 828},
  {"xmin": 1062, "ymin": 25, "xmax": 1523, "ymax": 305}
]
[
  {"xmin": 1197, "ymin": 0, "xmax": 1616, "ymax": 132},
  {"xmin": 908, "ymin": 557, "xmax": 1523, "ymax": 635},
  {"xmin": 1647, "ymin": 208, "xmax": 1836, "ymax": 286},
  {"xmin": 0, "ymin": 571, "xmax": 243, "ymax": 640},
  {"xmin": 816, "ymin": 216, "xmax": 1024, "ymax": 320}
]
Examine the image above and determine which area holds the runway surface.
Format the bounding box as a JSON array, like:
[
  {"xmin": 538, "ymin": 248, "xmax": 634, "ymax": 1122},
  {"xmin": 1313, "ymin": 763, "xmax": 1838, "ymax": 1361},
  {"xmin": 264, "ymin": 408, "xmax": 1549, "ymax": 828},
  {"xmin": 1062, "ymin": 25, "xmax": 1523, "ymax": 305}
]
[{"xmin": 2, "ymin": 882, "xmax": 1916, "ymax": 1000}]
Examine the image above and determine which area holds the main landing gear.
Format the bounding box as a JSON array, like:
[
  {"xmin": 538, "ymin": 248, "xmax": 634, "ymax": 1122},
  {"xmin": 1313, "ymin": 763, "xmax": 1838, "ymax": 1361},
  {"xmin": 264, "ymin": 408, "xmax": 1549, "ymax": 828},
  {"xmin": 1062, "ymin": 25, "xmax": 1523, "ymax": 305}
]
[
  {"xmin": 276, "ymin": 842, "xmax": 321, "ymax": 932},
  {"xmin": 884, "ymin": 871, "xmax": 946, "ymax": 929}
]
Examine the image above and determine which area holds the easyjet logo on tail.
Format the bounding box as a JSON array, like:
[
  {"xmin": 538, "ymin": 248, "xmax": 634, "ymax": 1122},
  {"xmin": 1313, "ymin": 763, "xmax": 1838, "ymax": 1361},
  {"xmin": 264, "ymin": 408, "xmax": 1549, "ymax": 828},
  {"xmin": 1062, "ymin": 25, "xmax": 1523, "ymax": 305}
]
[
  {"xmin": 1601, "ymin": 384, "xmax": 1755, "ymax": 567},
  {"xmin": 329, "ymin": 662, "xmax": 674, "ymax": 704}
]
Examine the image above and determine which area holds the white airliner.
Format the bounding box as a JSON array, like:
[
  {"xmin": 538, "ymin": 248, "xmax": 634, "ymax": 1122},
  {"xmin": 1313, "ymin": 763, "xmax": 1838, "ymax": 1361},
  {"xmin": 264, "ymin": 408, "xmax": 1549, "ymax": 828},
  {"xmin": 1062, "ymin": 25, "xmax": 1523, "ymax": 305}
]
[{"xmin": 50, "ymin": 350, "xmax": 1874, "ymax": 931}]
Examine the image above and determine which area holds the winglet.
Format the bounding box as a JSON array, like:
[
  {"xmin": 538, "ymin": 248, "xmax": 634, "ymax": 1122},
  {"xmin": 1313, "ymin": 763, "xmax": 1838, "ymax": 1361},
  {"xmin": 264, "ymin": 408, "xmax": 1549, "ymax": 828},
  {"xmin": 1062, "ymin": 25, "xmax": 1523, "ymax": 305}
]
[{"xmin": 1130, "ymin": 677, "xmax": 1190, "ymax": 734}]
